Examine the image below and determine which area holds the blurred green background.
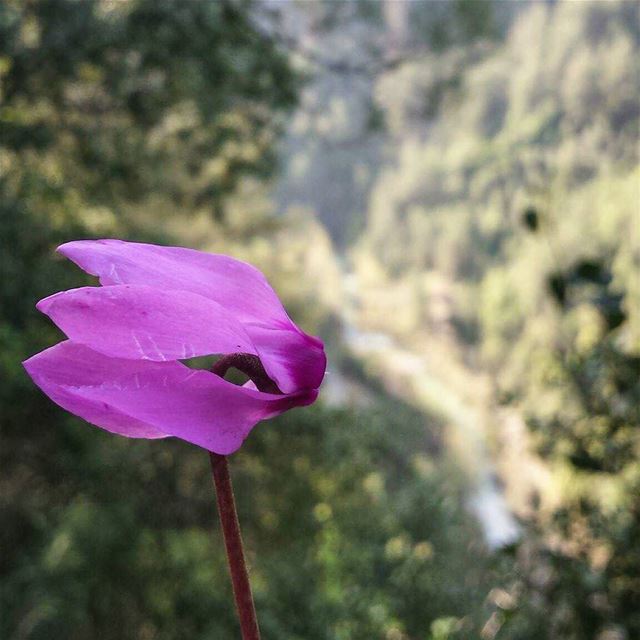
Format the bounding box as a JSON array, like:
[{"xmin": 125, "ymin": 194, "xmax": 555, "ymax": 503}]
[{"xmin": 1, "ymin": 1, "xmax": 639, "ymax": 638}]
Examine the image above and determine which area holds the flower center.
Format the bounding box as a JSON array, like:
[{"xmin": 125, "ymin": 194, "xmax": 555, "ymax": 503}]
[{"xmin": 210, "ymin": 353, "xmax": 282, "ymax": 395}]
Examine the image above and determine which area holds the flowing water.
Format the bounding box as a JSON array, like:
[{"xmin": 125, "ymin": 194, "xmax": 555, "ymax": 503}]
[{"xmin": 326, "ymin": 269, "xmax": 520, "ymax": 549}]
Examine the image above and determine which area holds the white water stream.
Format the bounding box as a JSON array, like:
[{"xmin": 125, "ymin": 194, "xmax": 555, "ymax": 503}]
[{"xmin": 327, "ymin": 270, "xmax": 520, "ymax": 549}]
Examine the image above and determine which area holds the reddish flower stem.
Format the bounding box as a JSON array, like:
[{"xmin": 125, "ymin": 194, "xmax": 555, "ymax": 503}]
[
  {"xmin": 208, "ymin": 353, "xmax": 278, "ymax": 639},
  {"xmin": 210, "ymin": 452, "xmax": 261, "ymax": 640}
]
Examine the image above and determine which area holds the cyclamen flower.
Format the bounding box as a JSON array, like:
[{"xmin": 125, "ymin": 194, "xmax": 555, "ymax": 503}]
[{"xmin": 23, "ymin": 239, "xmax": 326, "ymax": 454}]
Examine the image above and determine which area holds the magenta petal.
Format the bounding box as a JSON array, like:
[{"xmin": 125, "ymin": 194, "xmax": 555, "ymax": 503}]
[
  {"xmin": 57, "ymin": 239, "xmax": 327, "ymax": 393},
  {"xmin": 247, "ymin": 326, "xmax": 326, "ymax": 394},
  {"xmin": 58, "ymin": 239, "xmax": 290, "ymax": 327},
  {"xmin": 24, "ymin": 341, "xmax": 317, "ymax": 454},
  {"xmin": 23, "ymin": 343, "xmax": 167, "ymax": 439},
  {"xmin": 37, "ymin": 285, "xmax": 256, "ymax": 361}
]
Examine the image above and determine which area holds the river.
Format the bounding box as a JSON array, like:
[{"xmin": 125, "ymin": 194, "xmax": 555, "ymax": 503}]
[{"xmin": 324, "ymin": 269, "xmax": 520, "ymax": 550}]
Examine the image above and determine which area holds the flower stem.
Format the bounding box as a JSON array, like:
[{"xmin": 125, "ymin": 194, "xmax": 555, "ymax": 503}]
[{"xmin": 209, "ymin": 452, "xmax": 261, "ymax": 640}]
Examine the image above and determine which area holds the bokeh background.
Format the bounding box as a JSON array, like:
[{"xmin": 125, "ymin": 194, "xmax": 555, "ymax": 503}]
[{"xmin": 1, "ymin": 1, "xmax": 639, "ymax": 638}]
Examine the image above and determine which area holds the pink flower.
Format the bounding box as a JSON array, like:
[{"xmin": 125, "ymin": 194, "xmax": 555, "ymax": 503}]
[{"xmin": 23, "ymin": 239, "xmax": 326, "ymax": 454}]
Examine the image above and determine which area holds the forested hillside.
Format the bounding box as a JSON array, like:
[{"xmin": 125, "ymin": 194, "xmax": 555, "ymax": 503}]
[
  {"xmin": 346, "ymin": 1, "xmax": 640, "ymax": 636},
  {"xmin": 272, "ymin": 1, "xmax": 639, "ymax": 637}
]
